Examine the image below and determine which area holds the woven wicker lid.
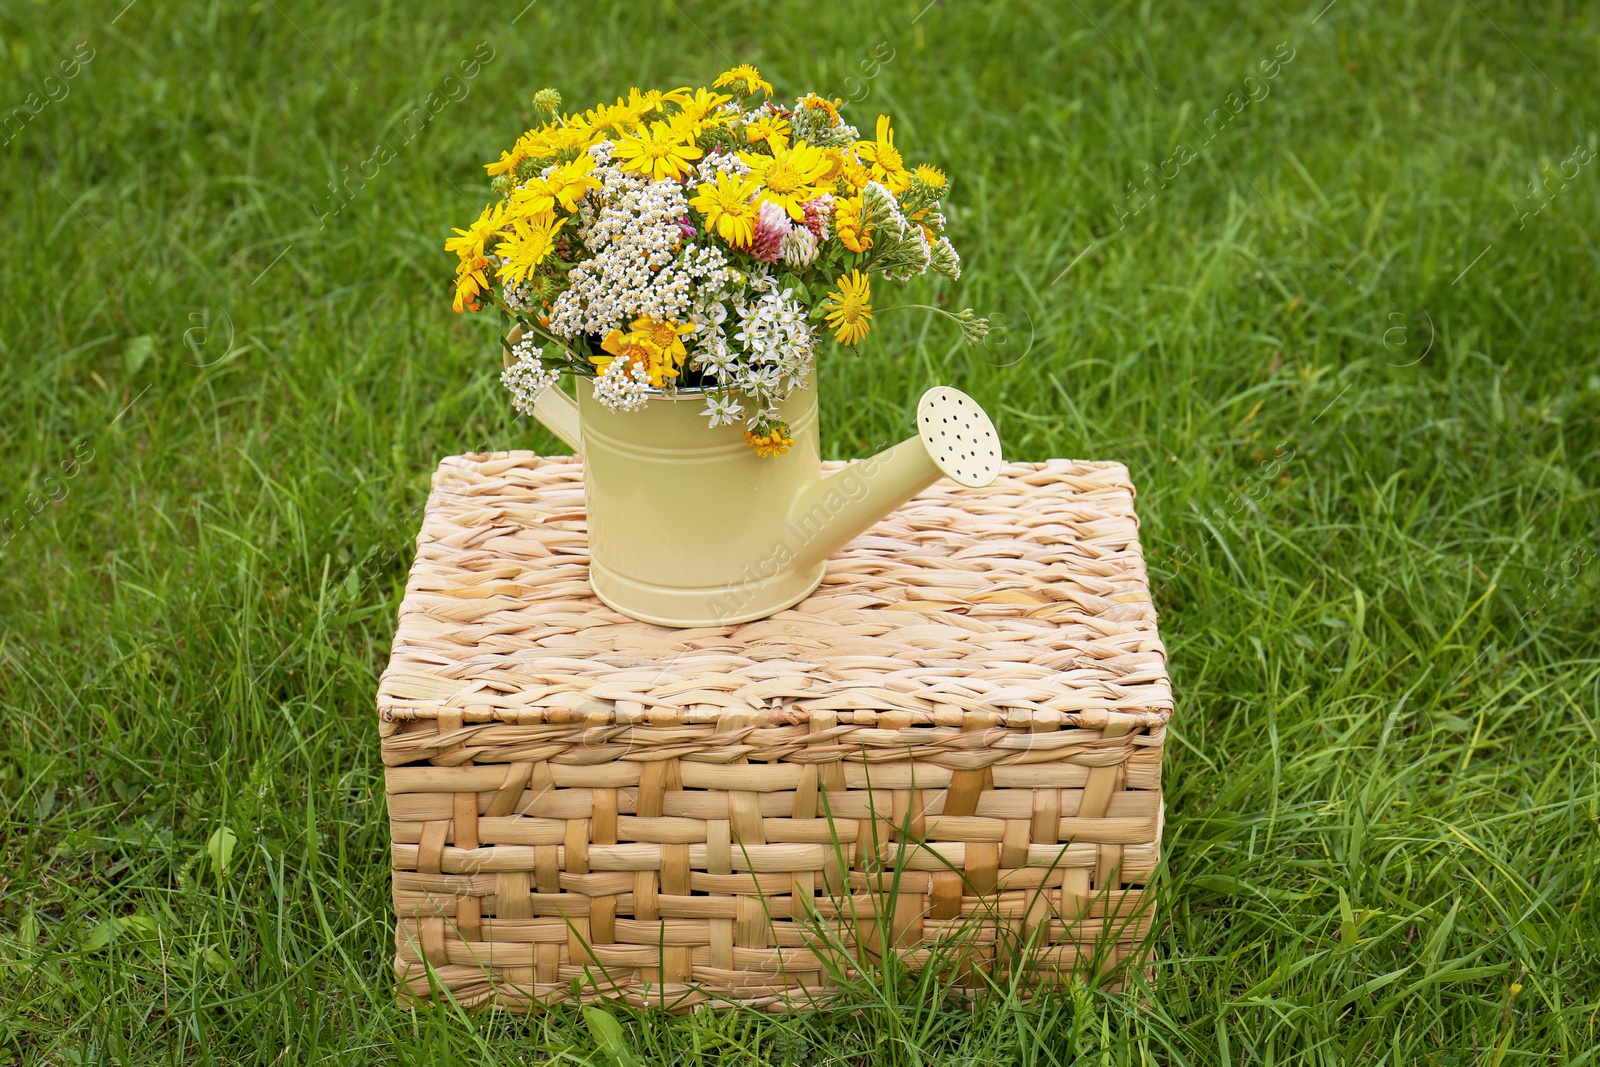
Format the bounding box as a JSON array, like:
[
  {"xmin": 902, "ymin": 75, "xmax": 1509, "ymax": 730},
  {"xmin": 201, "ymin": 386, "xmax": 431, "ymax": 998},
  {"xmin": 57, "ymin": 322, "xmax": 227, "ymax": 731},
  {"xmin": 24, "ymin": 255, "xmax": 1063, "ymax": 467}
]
[{"xmin": 377, "ymin": 454, "xmax": 1172, "ymax": 729}]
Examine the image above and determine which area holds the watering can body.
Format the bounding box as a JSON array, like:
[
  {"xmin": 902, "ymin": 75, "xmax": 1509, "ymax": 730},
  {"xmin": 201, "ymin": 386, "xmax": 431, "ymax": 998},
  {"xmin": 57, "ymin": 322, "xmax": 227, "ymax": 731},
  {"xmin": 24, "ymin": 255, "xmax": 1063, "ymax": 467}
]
[{"xmin": 531, "ymin": 374, "xmax": 1000, "ymax": 627}]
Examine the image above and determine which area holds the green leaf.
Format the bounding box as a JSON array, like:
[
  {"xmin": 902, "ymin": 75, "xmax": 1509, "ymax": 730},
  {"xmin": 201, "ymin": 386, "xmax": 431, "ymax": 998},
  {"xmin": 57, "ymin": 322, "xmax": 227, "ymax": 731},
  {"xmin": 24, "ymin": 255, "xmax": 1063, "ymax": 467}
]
[
  {"xmin": 1420, "ymin": 897, "xmax": 1460, "ymax": 970},
  {"xmin": 82, "ymin": 914, "xmax": 158, "ymax": 952},
  {"xmin": 80, "ymin": 921, "xmax": 114, "ymax": 954},
  {"xmin": 776, "ymin": 273, "xmax": 811, "ymax": 304},
  {"xmin": 1192, "ymin": 874, "xmax": 1310, "ymax": 901},
  {"xmin": 582, "ymin": 1005, "xmax": 640, "ymax": 1067},
  {"xmin": 1333, "ymin": 965, "xmax": 1410, "ymax": 1009},
  {"xmin": 1338, "ymin": 886, "xmax": 1357, "ymax": 947},
  {"xmin": 123, "ymin": 335, "xmax": 156, "ymax": 374},
  {"xmin": 207, "ymin": 826, "xmax": 238, "ymax": 878}
]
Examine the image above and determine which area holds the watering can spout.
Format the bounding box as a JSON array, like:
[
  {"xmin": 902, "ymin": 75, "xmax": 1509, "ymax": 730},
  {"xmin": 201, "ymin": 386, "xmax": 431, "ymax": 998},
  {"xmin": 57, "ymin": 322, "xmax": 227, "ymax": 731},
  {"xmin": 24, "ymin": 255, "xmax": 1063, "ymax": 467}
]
[{"xmin": 786, "ymin": 386, "xmax": 1001, "ymax": 570}]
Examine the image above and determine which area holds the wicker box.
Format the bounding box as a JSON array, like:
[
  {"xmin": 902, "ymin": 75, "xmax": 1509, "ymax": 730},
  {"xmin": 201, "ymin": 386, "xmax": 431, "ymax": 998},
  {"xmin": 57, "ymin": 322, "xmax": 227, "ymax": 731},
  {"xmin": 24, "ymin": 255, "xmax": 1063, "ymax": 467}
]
[{"xmin": 379, "ymin": 454, "xmax": 1172, "ymax": 1011}]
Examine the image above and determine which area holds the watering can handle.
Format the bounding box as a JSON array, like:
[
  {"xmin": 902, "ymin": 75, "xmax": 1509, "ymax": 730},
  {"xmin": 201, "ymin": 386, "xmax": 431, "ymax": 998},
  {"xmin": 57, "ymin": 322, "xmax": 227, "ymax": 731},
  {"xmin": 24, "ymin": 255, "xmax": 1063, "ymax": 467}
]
[{"xmin": 533, "ymin": 385, "xmax": 583, "ymax": 453}]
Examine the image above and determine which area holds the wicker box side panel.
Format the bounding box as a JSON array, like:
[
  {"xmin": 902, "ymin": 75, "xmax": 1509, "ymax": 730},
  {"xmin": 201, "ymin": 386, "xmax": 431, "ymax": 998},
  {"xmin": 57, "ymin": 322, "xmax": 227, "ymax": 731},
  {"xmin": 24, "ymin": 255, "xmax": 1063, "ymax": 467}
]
[{"xmin": 385, "ymin": 719, "xmax": 1162, "ymax": 1011}]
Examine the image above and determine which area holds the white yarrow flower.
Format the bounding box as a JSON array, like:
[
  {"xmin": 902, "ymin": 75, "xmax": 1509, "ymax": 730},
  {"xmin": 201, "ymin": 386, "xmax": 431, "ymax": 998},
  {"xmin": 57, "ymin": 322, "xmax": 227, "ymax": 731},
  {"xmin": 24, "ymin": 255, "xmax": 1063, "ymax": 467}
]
[
  {"xmin": 501, "ymin": 340, "xmax": 559, "ymax": 415},
  {"xmin": 590, "ymin": 357, "xmax": 652, "ymax": 412}
]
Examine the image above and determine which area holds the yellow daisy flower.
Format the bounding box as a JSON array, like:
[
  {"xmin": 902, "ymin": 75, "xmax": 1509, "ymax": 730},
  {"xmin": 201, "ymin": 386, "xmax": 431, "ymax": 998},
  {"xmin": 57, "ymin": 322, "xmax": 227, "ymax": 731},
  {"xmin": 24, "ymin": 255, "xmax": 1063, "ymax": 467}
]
[
  {"xmin": 486, "ymin": 119, "xmax": 601, "ymax": 175},
  {"xmin": 624, "ymin": 87, "xmax": 668, "ymax": 113},
  {"xmin": 510, "ymin": 155, "xmax": 600, "ymax": 217},
  {"xmin": 613, "ymin": 120, "xmax": 703, "ymax": 180},
  {"xmin": 591, "ymin": 329, "xmax": 652, "ymax": 378},
  {"xmin": 689, "ymin": 170, "xmax": 761, "ymax": 247},
  {"xmin": 485, "ymin": 127, "xmax": 544, "ymax": 177},
  {"xmin": 666, "ymin": 107, "xmax": 705, "ymax": 144},
  {"xmin": 508, "ymin": 176, "xmax": 556, "ymax": 217},
  {"xmin": 486, "ymin": 124, "xmax": 578, "ymax": 177},
  {"xmin": 452, "ymin": 256, "xmax": 491, "ymax": 314},
  {"xmin": 585, "ymin": 100, "xmax": 645, "ymax": 139},
  {"xmin": 495, "ymin": 213, "xmax": 565, "ymax": 285},
  {"xmin": 594, "ymin": 317, "xmax": 691, "ymax": 387},
  {"xmin": 743, "ymin": 114, "xmax": 790, "ymax": 151},
  {"xmin": 834, "ymin": 195, "xmax": 873, "ymax": 253},
  {"xmin": 445, "ymin": 201, "xmax": 506, "ymax": 263},
  {"xmin": 912, "ymin": 163, "xmax": 947, "ymax": 189},
  {"xmin": 548, "ymin": 123, "xmax": 599, "ymax": 153},
  {"xmin": 741, "ymin": 141, "xmax": 831, "ymax": 220},
  {"xmin": 484, "ymin": 146, "xmax": 528, "ymax": 178},
  {"xmin": 855, "ymin": 114, "xmax": 910, "ymax": 192},
  {"xmin": 675, "ymin": 86, "xmax": 734, "ymax": 122},
  {"xmin": 799, "ymin": 93, "xmax": 843, "ymax": 124},
  {"xmin": 714, "ymin": 64, "xmax": 773, "ymax": 98},
  {"xmin": 660, "ymin": 85, "xmax": 693, "ymax": 107},
  {"xmin": 825, "ymin": 146, "xmax": 873, "ymax": 194},
  {"xmin": 591, "ymin": 329, "xmax": 642, "ymax": 365},
  {"xmin": 544, "ymin": 152, "xmax": 602, "ymax": 210},
  {"xmin": 559, "ymin": 117, "xmax": 612, "ymax": 152},
  {"xmin": 631, "ymin": 316, "xmax": 693, "ymax": 369},
  {"xmin": 823, "ymin": 270, "xmax": 873, "ymax": 345}
]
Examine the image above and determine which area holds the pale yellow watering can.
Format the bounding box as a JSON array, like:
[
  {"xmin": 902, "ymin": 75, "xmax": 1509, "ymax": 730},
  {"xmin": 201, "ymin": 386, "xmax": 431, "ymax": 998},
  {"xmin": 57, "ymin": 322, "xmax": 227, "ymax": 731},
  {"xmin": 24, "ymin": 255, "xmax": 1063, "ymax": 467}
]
[{"xmin": 529, "ymin": 372, "xmax": 1001, "ymax": 627}]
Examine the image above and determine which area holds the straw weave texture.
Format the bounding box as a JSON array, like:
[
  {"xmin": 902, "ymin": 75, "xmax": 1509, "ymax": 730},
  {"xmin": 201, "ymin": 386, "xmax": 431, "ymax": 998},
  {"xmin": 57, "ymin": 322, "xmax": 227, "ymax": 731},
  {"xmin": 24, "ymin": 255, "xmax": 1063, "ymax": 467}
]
[{"xmin": 382, "ymin": 453, "xmax": 1171, "ymax": 1010}]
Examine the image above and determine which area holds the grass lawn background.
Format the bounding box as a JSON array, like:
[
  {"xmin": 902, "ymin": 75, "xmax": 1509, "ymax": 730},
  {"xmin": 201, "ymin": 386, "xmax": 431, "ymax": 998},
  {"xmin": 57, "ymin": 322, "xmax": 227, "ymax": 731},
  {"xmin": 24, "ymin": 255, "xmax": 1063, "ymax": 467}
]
[{"xmin": 2, "ymin": 0, "xmax": 1598, "ymax": 1062}]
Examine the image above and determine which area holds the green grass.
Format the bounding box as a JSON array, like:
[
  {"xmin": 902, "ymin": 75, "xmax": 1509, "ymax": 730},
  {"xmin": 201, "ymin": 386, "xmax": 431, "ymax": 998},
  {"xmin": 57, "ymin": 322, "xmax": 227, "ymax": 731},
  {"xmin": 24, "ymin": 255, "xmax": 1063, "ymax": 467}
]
[{"xmin": 3, "ymin": 0, "xmax": 1599, "ymax": 1062}]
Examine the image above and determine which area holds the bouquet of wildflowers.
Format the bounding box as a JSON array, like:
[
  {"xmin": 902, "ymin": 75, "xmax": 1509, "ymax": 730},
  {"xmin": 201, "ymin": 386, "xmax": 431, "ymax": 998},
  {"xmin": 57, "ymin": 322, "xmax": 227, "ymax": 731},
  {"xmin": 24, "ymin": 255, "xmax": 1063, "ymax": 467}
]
[{"xmin": 446, "ymin": 65, "xmax": 985, "ymax": 456}]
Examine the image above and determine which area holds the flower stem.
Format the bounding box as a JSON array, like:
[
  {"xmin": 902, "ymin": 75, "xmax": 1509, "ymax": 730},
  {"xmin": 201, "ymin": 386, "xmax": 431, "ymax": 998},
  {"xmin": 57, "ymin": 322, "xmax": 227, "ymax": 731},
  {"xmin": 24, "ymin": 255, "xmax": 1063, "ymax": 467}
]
[
  {"xmin": 489, "ymin": 297, "xmax": 591, "ymax": 370},
  {"xmin": 872, "ymin": 303, "xmax": 992, "ymax": 346}
]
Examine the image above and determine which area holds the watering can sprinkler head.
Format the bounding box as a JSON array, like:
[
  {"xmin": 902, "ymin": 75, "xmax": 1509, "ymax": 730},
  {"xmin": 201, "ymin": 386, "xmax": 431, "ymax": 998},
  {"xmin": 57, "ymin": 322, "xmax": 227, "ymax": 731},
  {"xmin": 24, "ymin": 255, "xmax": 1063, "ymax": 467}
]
[{"xmin": 915, "ymin": 386, "xmax": 1002, "ymax": 489}]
